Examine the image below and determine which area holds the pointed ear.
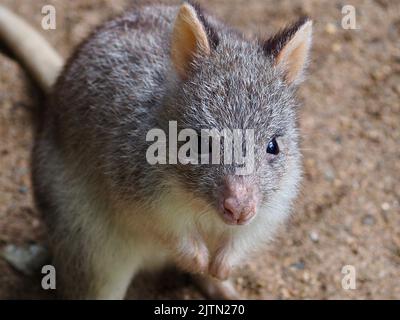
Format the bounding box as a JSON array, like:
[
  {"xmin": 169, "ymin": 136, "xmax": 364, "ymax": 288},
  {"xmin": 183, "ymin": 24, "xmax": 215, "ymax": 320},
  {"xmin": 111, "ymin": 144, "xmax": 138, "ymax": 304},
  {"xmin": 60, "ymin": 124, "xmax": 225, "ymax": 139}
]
[
  {"xmin": 170, "ymin": 3, "xmax": 211, "ymax": 79},
  {"xmin": 264, "ymin": 18, "xmax": 313, "ymax": 85}
]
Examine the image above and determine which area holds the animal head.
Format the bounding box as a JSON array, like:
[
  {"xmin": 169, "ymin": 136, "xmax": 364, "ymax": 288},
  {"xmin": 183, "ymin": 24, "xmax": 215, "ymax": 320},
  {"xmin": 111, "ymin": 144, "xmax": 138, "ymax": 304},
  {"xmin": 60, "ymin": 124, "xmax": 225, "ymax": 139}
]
[{"xmin": 158, "ymin": 2, "xmax": 312, "ymax": 226}]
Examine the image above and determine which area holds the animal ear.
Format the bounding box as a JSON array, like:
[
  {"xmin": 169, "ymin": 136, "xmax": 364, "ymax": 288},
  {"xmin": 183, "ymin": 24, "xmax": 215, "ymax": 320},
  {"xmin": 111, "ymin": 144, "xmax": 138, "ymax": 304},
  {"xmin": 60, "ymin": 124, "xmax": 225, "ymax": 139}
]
[
  {"xmin": 170, "ymin": 2, "xmax": 211, "ymax": 79},
  {"xmin": 263, "ymin": 18, "xmax": 313, "ymax": 85}
]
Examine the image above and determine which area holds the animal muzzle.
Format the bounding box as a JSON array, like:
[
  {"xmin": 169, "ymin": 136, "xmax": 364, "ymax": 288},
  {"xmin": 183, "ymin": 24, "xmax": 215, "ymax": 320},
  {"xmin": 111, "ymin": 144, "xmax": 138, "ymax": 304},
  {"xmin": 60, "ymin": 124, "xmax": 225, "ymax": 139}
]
[{"xmin": 219, "ymin": 177, "xmax": 259, "ymax": 225}]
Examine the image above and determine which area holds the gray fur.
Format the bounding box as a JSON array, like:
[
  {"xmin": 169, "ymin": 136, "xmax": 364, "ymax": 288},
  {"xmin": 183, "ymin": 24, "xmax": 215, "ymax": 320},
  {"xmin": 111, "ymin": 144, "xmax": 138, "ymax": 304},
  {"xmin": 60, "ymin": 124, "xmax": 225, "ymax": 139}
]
[{"xmin": 32, "ymin": 3, "xmax": 308, "ymax": 298}]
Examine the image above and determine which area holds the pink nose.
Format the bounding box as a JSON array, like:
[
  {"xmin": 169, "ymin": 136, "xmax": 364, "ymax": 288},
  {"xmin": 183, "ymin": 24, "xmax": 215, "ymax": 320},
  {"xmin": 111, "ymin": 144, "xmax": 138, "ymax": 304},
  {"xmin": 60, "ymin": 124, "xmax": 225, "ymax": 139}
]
[
  {"xmin": 220, "ymin": 179, "xmax": 257, "ymax": 225},
  {"xmin": 222, "ymin": 197, "xmax": 256, "ymax": 225}
]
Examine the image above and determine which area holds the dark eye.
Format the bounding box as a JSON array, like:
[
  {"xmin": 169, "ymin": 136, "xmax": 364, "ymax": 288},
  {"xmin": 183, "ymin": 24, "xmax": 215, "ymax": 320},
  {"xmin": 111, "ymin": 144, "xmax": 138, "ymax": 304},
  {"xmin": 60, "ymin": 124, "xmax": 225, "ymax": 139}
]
[
  {"xmin": 266, "ymin": 138, "xmax": 279, "ymax": 155},
  {"xmin": 198, "ymin": 135, "xmax": 212, "ymax": 154}
]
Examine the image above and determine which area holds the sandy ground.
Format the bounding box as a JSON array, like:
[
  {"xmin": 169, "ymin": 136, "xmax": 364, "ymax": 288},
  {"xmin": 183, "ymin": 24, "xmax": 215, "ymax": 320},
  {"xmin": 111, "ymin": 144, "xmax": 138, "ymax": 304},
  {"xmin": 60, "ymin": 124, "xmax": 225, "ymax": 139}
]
[{"xmin": 0, "ymin": 0, "xmax": 399, "ymax": 299}]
